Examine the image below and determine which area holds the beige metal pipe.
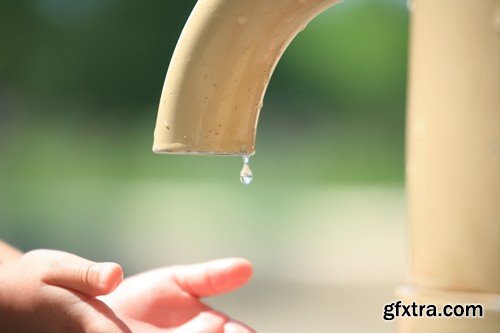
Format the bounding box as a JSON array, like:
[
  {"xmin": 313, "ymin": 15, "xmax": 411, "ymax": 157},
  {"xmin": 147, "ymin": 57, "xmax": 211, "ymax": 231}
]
[
  {"xmin": 407, "ymin": 0, "xmax": 500, "ymax": 294},
  {"xmin": 153, "ymin": 0, "xmax": 500, "ymax": 330},
  {"xmin": 399, "ymin": 0, "xmax": 500, "ymax": 331}
]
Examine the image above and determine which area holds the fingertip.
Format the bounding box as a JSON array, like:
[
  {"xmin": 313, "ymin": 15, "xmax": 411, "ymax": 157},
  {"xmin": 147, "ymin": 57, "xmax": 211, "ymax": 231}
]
[
  {"xmin": 231, "ymin": 258, "xmax": 253, "ymax": 284},
  {"xmin": 230, "ymin": 258, "xmax": 253, "ymax": 271},
  {"xmin": 212, "ymin": 258, "xmax": 253, "ymax": 292},
  {"xmin": 40, "ymin": 253, "xmax": 124, "ymax": 297},
  {"xmin": 95, "ymin": 262, "xmax": 123, "ymax": 294}
]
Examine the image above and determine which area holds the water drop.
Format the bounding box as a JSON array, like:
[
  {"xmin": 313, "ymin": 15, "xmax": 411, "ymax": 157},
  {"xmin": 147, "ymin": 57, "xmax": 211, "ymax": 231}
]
[
  {"xmin": 163, "ymin": 120, "xmax": 170, "ymax": 130},
  {"xmin": 240, "ymin": 155, "xmax": 253, "ymax": 185},
  {"xmin": 237, "ymin": 16, "xmax": 248, "ymax": 26}
]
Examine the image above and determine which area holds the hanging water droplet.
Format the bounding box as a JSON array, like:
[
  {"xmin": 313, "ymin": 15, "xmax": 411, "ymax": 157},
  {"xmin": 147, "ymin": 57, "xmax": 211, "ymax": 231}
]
[{"xmin": 240, "ymin": 155, "xmax": 253, "ymax": 185}]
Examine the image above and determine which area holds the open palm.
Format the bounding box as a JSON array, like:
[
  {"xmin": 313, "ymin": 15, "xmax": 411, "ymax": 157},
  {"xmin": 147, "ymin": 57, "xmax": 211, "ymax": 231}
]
[{"xmin": 100, "ymin": 258, "xmax": 254, "ymax": 333}]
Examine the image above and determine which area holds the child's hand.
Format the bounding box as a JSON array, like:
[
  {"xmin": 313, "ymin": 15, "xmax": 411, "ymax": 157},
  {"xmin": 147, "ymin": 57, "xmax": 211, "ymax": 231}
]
[
  {"xmin": 0, "ymin": 249, "xmax": 129, "ymax": 333},
  {"xmin": 100, "ymin": 258, "xmax": 255, "ymax": 333},
  {"xmin": 0, "ymin": 249, "xmax": 254, "ymax": 332}
]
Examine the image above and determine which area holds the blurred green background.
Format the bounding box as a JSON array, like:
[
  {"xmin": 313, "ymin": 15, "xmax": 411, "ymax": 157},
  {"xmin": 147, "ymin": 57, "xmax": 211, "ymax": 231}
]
[{"xmin": 0, "ymin": 0, "xmax": 408, "ymax": 332}]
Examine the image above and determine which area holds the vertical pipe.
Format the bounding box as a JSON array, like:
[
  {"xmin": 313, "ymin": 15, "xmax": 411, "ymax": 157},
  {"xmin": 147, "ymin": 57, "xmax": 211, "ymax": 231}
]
[{"xmin": 400, "ymin": 0, "xmax": 500, "ymax": 331}]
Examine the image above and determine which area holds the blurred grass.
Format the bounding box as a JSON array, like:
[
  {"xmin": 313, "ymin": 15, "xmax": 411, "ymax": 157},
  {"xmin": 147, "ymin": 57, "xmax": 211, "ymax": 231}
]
[
  {"xmin": 0, "ymin": 109, "xmax": 404, "ymax": 186},
  {"xmin": 0, "ymin": 109, "xmax": 405, "ymax": 281},
  {"xmin": 0, "ymin": 0, "xmax": 407, "ymax": 188}
]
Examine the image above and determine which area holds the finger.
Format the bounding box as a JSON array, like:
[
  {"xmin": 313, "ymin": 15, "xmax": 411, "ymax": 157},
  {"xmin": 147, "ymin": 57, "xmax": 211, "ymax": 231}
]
[
  {"xmin": 175, "ymin": 310, "xmax": 227, "ymax": 333},
  {"xmin": 224, "ymin": 320, "xmax": 256, "ymax": 333},
  {"xmin": 172, "ymin": 258, "xmax": 252, "ymax": 298},
  {"xmin": 40, "ymin": 251, "xmax": 123, "ymax": 297}
]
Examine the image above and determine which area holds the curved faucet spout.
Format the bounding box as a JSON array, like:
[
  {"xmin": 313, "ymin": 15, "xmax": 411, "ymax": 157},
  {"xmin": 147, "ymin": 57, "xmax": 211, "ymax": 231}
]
[{"xmin": 153, "ymin": 0, "xmax": 339, "ymax": 155}]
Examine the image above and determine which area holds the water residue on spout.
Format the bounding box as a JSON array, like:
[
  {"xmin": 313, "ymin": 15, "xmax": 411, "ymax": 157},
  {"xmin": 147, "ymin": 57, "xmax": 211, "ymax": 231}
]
[
  {"xmin": 163, "ymin": 120, "xmax": 170, "ymax": 130},
  {"xmin": 236, "ymin": 16, "xmax": 248, "ymax": 26},
  {"xmin": 240, "ymin": 155, "xmax": 253, "ymax": 185}
]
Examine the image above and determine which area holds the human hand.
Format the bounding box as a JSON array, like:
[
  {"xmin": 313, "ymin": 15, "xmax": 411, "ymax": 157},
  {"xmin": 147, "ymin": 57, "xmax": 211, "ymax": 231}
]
[
  {"xmin": 0, "ymin": 249, "xmax": 129, "ymax": 332},
  {"xmin": 100, "ymin": 258, "xmax": 255, "ymax": 333}
]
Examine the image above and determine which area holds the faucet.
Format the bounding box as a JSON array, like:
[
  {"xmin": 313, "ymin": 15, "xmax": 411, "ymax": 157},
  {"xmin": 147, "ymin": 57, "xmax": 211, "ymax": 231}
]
[{"xmin": 153, "ymin": 0, "xmax": 500, "ymax": 331}]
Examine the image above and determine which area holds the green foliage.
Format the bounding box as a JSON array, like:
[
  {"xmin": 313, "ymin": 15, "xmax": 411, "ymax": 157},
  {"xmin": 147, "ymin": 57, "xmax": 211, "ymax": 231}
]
[
  {"xmin": 0, "ymin": 0, "xmax": 407, "ymax": 186},
  {"xmin": 0, "ymin": 0, "xmax": 407, "ymax": 272}
]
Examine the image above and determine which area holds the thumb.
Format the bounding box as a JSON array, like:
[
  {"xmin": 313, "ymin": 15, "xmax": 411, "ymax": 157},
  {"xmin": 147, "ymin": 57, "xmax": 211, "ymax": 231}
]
[{"xmin": 40, "ymin": 251, "xmax": 123, "ymax": 297}]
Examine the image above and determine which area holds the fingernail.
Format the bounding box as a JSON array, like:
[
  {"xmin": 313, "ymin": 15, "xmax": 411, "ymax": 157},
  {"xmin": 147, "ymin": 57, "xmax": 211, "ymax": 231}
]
[{"xmin": 94, "ymin": 263, "xmax": 123, "ymax": 290}]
